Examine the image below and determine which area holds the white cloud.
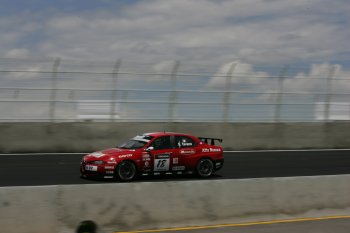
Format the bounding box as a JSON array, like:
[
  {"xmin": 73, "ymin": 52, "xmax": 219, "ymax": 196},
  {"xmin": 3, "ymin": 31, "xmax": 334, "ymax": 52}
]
[
  {"xmin": 206, "ymin": 62, "xmax": 350, "ymax": 104},
  {"xmin": 286, "ymin": 63, "xmax": 350, "ymax": 94},
  {"xmin": 2, "ymin": 64, "xmax": 44, "ymax": 80},
  {"xmin": 206, "ymin": 61, "xmax": 269, "ymax": 89},
  {"xmin": 0, "ymin": 0, "xmax": 349, "ymax": 94},
  {"xmin": 0, "ymin": 0, "xmax": 347, "ymax": 67},
  {"xmin": 5, "ymin": 48, "xmax": 30, "ymax": 59}
]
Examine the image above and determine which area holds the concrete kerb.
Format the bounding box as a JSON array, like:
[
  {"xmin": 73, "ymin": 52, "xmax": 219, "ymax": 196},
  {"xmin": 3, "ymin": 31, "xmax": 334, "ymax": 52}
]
[{"xmin": 1, "ymin": 175, "xmax": 350, "ymax": 233}]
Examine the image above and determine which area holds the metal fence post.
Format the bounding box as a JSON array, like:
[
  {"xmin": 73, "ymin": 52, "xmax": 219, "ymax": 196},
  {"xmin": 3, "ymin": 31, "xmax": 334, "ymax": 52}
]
[
  {"xmin": 223, "ymin": 63, "xmax": 237, "ymax": 122},
  {"xmin": 324, "ymin": 66, "xmax": 336, "ymax": 121},
  {"xmin": 49, "ymin": 58, "xmax": 61, "ymax": 122},
  {"xmin": 69, "ymin": 90, "xmax": 76, "ymax": 121},
  {"xmin": 110, "ymin": 59, "xmax": 122, "ymax": 122},
  {"xmin": 274, "ymin": 65, "xmax": 289, "ymax": 122},
  {"xmin": 13, "ymin": 89, "xmax": 20, "ymax": 99},
  {"xmin": 168, "ymin": 61, "xmax": 180, "ymax": 122},
  {"xmin": 121, "ymin": 90, "xmax": 129, "ymax": 120}
]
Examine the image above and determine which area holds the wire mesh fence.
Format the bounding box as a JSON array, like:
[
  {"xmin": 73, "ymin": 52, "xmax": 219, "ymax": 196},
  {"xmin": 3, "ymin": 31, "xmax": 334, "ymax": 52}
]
[{"xmin": 0, "ymin": 58, "xmax": 349, "ymax": 122}]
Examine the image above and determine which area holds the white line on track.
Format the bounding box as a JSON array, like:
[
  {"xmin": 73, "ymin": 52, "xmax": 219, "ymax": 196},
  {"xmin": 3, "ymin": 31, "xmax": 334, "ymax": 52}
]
[
  {"xmin": 225, "ymin": 148, "xmax": 350, "ymax": 153},
  {"xmin": 0, "ymin": 148, "xmax": 350, "ymax": 155},
  {"xmin": 0, "ymin": 152, "xmax": 88, "ymax": 156}
]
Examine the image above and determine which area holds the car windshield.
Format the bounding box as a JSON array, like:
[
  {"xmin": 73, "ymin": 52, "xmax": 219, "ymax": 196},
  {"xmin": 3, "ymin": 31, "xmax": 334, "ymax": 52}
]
[{"xmin": 118, "ymin": 140, "xmax": 147, "ymax": 149}]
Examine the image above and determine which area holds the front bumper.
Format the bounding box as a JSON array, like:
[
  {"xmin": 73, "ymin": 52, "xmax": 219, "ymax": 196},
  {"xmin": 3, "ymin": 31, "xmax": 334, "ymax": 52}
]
[{"xmin": 80, "ymin": 161, "xmax": 116, "ymax": 179}]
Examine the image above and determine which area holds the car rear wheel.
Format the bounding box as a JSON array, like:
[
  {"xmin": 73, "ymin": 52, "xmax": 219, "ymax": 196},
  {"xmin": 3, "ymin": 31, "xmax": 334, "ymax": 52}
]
[
  {"xmin": 116, "ymin": 161, "xmax": 137, "ymax": 181},
  {"xmin": 196, "ymin": 158, "xmax": 214, "ymax": 177}
]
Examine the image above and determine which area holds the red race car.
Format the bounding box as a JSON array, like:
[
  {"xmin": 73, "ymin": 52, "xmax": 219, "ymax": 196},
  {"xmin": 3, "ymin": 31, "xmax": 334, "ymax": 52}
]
[{"xmin": 80, "ymin": 132, "xmax": 224, "ymax": 181}]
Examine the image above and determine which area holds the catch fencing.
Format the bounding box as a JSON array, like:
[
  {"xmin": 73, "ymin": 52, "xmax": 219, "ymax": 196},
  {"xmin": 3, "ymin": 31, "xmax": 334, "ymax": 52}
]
[{"xmin": 0, "ymin": 58, "xmax": 349, "ymax": 122}]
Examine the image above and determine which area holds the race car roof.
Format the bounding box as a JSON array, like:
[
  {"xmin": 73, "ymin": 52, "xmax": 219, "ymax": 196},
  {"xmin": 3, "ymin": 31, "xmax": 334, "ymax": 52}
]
[{"xmin": 144, "ymin": 132, "xmax": 193, "ymax": 137}]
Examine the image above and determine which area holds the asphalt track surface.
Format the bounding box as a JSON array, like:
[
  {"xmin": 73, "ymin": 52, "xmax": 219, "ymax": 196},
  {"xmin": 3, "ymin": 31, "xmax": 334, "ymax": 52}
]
[{"xmin": 1, "ymin": 149, "xmax": 350, "ymax": 187}]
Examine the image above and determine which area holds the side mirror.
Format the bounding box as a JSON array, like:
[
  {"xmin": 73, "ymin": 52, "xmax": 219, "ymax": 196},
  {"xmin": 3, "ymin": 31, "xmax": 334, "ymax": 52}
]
[{"xmin": 145, "ymin": 146, "xmax": 154, "ymax": 151}]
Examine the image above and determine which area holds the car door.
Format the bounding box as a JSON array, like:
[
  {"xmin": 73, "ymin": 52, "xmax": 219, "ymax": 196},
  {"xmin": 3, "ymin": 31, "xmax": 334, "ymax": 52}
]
[
  {"xmin": 172, "ymin": 135, "xmax": 197, "ymax": 171},
  {"xmin": 148, "ymin": 136, "xmax": 177, "ymax": 172}
]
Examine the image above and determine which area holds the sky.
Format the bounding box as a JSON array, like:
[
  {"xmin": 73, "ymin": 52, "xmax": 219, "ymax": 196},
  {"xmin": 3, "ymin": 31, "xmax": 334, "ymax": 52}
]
[
  {"xmin": 1, "ymin": 0, "xmax": 349, "ymax": 67},
  {"xmin": 0, "ymin": 0, "xmax": 350, "ymax": 121}
]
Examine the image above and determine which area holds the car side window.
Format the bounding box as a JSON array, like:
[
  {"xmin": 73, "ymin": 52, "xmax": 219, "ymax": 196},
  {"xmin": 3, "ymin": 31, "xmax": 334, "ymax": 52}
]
[
  {"xmin": 151, "ymin": 136, "xmax": 172, "ymax": 150},
  {"xmin": 175, "ymin": 136, "xmax": 196, "ymax": 148}
]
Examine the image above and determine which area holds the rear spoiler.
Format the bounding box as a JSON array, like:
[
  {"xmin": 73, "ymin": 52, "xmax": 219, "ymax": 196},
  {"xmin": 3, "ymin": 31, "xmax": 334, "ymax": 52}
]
[{"xmin": 198, "ymin": 137, "xmax": 223, "ymax": 145}]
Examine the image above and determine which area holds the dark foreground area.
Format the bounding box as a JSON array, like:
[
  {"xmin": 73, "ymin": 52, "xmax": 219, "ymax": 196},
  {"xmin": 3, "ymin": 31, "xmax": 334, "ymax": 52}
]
[
  {"xmin": 1, "ymin": 150, "xmax": 350, "ymax": 187},
  {"xmin": 117, "ymin": 218, "xmax": 350, "ymax": 233}
]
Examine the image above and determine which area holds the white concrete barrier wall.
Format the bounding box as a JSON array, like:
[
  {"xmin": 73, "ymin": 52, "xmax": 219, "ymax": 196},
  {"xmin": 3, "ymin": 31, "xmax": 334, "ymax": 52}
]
[
  {"xmin": 1, "ymin": 175, "xmax": 350, "ymax": 233},
  {"xmin": 1, "ymin": 122, "xmax": 350, "ymax": 152}
]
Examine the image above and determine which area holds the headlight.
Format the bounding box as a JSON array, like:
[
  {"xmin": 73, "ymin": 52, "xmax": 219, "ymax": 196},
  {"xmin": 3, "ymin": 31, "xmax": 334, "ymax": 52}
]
[
  {"xmin": 91, "ymin": 152, "xmax": 105, "ymax": 157},
  {"xmin": 91, "ymin": 160, "xmax": 105, "ymax": 165}
]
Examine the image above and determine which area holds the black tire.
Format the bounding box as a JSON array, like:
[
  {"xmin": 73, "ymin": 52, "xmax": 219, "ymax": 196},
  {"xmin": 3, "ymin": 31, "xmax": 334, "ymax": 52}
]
[
  {"xmin": 116, "ymin": 161, "xmax": 137, "ymax": 181},
  {"xmin": 196, "ymin": 158, "xmax": 214, "ymax": 177}
]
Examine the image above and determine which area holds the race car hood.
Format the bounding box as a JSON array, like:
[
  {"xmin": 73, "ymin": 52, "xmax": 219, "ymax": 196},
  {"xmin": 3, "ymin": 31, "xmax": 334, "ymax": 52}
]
[{"xmin": 84, "ymin": 148, "xmax": 135, "ymax": 161}]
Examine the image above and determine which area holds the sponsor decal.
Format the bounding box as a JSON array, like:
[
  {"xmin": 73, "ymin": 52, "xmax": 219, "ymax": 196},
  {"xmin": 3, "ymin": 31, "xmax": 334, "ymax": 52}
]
[
  {"xmin": 172, "ymin": 166, "xmax": 185, "ymax": 171},
  {"xmin": 144, "ymin": 161, "xmax": 150, "ymax": 167},
  {"xmin": 173, "ymin": 157, "xmax": 179, "ymax": 164},
  {"xmin": 177, "ymin": 141, "xmax": 193, "ymax": 147},
  {"xmin": 156, "ymin": 153, "xmax": 170, "ymax": 159},
  {"xmin": 182, "ymin": 142, "xmax": 193, "ymax": 146},
  {"xmin": 118, "ymin": 154, "xmax": 133, "ymax": 158},
  {"xmin": 85, "ymin": 165, "xmax": 97, "ymax": 171},
  {"xmin": 106, "ymin": 170, "xmax": 114, "ymax": 174},
  {"xmin": 202, "ymin": 148, "xmax": 210, "ymax": 152},
  {"xmin": 202, "ymin": 148, "xmax": 221, "ymax": 152},
  {"xmin": 210, "ymin": 148, "xmax": 221, "ymax": 152},
  {"xmin": 180, "ymin": 149, "xmax": 195, "ymax": 155},
  {"xmin": 104, "ymin": 166, "xmax": 115, "ymax": 169},
  {"xmin": 142, "ymin": 153, "xmax": 151, "ymax": 161},
  {"xmin": 107, "ymin": 161, "xmax": 117, "ymax": 164}
]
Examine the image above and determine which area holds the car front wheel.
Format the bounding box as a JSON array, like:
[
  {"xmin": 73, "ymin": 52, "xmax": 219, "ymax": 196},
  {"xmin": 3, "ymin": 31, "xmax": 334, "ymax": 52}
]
[
  {"xmin": 116, "ymin": 161, "xmax": 137, "ymax": 181},
  {"xmin": 196, "ymin": 158, "xmax": 214, "ymax": 177}
]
